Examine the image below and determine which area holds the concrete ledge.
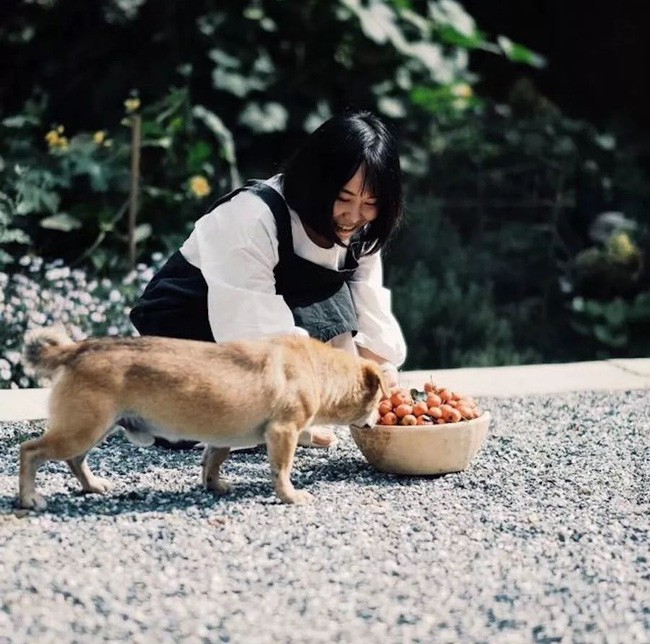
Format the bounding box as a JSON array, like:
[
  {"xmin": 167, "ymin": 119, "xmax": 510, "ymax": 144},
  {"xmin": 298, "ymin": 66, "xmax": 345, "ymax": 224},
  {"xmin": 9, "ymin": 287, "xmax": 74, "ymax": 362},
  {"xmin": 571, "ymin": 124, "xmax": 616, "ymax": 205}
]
[
  {"xmin": 1, "ymin": 358, "xmax": 648, "ymax": 423},
  {"xmin": 400, "ymin": 358, "xmax": 650, "ymax": 397},
  {"xmin": 0, "ymin": 388, "xmax": 51, "ymax": 422}
]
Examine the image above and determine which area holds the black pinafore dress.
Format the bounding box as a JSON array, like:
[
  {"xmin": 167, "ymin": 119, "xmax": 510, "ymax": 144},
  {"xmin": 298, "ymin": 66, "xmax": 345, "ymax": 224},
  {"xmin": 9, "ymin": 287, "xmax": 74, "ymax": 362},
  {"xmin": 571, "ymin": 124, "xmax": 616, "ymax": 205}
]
[{"xmin": 129, "ymin": 181, "xmax": 362, "ymax": 343}]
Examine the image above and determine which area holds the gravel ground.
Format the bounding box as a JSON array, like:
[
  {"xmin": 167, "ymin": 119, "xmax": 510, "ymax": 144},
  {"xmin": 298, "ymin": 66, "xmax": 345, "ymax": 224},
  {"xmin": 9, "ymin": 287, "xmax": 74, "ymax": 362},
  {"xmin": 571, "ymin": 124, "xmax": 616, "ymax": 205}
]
[{"xmin": 1, "ymin": 389, "xmax": 648, "ymax": 643}]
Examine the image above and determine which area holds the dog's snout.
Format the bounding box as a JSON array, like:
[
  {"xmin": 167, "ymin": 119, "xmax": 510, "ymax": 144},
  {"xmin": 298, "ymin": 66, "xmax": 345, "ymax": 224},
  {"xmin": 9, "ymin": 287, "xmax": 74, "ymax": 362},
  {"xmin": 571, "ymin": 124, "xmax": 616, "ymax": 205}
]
[{"xmin": 350, "ymin": 421, "xmax": 373, "ymax": 430}]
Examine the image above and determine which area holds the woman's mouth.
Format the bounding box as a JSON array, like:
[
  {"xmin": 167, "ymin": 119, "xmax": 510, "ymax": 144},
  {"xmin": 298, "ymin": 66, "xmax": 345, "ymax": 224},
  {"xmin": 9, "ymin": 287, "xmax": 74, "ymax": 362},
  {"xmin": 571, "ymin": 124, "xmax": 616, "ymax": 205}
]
[{"xmin": 336, "ymin": 224, "xmax": 357, "ymax": 235}]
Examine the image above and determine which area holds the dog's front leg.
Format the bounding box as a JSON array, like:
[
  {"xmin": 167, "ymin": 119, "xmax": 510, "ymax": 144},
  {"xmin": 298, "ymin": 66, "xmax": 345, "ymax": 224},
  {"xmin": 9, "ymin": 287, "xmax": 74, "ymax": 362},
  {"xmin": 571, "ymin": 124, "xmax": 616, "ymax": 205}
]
[
  {"xmin": 201, "ymin": 446, "xmax": 232, "ymax": 495},
  {"xmin": 265, "ymin": 422, "xmax": 313, "ymax": 504}
]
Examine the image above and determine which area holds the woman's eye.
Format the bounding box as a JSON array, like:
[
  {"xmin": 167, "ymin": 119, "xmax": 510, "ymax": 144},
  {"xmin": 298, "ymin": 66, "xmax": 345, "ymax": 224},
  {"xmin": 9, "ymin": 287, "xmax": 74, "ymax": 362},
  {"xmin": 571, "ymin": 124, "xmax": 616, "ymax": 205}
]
[{"xmin": 337, "ymin": 197, "xmax": 350, "ymax": 203}]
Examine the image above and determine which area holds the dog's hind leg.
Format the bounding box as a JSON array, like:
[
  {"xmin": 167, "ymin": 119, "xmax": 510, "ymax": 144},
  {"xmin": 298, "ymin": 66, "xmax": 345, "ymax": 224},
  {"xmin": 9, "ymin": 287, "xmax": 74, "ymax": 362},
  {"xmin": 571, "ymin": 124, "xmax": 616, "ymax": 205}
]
[
  {"xmin": 19, "ymin": 391, "xmax": 117, "ymax": 510},
  {"xmin": 66, "ymin": 453, "xmax": 112, "ymax": 494},
  {"xmin": 265, "ymin": 421, "xmax": 313, "ymax": 504},
  {"xmin": 19, "ymin": 437, "xmax": 50, "ymax": 511},
  {"xmin": 201, "ymin": 446, "xmax": 232, "ymax": 495}
]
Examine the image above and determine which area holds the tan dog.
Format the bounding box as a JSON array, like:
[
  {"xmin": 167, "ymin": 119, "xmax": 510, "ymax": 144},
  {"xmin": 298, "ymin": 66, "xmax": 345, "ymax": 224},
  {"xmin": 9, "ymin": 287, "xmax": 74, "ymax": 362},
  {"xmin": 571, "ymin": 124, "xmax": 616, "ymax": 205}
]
[{"xmin": 19, "ymin": 328, "xmax": 388, "ymax": 509}]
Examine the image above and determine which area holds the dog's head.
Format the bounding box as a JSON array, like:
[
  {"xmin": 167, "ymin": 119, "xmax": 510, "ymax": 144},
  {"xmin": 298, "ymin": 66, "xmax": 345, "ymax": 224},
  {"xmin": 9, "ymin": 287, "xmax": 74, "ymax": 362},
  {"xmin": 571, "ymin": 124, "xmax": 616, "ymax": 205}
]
[{"xmin": 348, "ymin": 361, "xmax": 390, "ymax": 429}]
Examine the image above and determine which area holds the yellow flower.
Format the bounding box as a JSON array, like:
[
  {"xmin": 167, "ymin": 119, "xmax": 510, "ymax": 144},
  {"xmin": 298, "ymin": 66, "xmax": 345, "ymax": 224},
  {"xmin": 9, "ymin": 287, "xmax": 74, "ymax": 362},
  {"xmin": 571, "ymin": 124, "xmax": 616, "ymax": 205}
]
[
  {"xmin": 44, "ymin": 127, "xmax": 69, "ymax": 151},
  {"xmin": 189, "ymin": 175, "xmax": 211, "ymax": 198},
  {"xmin": 45, "ymin": 129, "xmax": 60, "ymax": 147},
  {"xmin": 93, "ymin": 130, "xmax": 106, "ymax": 144},
  {"xmin": 608, "ymin": 232, "xmax": 637, "ymax": 261},
  {"xmin": 451, "ymin": 83, "xmax": 473, "ymax": 99},
  {"xmin": 124, "ymin": 97, "xmax": 141, "ymax": 113}
]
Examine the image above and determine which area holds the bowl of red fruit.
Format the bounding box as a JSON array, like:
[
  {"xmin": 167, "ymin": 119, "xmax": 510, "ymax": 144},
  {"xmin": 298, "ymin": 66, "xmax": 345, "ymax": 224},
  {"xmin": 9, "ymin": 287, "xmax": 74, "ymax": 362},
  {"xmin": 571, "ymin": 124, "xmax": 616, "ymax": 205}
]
[{"xmin": 350, "ymin": 382, "xmax": 490, "ymax": 475}]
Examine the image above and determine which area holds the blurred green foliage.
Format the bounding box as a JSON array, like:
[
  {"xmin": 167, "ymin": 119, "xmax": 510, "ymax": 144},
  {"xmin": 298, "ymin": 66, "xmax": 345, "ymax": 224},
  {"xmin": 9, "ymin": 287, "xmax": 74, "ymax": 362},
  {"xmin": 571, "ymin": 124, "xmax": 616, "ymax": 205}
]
[{"xmin": 0, "ymin": 0, "xmax": 648, "ymax": 368}]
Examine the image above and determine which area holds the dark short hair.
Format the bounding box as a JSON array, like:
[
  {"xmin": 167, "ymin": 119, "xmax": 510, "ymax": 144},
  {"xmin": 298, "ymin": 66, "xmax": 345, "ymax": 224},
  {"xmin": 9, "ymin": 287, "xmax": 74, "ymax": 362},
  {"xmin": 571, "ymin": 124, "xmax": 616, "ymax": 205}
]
[{"xmin": 281, "ymin": 111, "xmax": 403, "ymax": 254}]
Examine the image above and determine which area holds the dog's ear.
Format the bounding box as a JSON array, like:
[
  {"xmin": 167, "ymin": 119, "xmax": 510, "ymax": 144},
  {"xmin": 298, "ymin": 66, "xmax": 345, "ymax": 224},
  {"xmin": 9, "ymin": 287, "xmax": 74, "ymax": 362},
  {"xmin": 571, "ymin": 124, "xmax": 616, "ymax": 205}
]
[{"xmin": 363, "ymin": 363, "xmax": 390, "ymax": 399}]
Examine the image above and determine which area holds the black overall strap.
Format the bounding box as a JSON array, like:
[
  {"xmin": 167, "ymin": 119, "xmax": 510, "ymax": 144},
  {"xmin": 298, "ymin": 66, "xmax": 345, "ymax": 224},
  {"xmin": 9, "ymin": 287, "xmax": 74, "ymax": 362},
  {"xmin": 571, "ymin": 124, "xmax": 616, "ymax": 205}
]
[{"xmin": 240, "ymin": 181, "xmax": 295, "ymax": 267}]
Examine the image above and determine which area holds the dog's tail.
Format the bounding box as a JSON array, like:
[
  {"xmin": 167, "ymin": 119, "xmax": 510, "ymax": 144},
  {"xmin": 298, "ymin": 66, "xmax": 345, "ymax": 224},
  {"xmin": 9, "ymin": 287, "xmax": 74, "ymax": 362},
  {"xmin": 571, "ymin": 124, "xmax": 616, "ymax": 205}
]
[{"xmin": 23, "ymin": 326, "xmax": 76, "ymax": 376}]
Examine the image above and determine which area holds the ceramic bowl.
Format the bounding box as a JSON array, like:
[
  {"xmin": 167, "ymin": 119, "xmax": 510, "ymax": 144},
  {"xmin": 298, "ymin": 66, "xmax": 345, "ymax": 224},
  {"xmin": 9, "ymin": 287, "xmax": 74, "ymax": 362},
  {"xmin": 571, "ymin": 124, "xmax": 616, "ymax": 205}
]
[{"xmin": 350, "ymin": 412, "xmax": 490, "ymax": 475}]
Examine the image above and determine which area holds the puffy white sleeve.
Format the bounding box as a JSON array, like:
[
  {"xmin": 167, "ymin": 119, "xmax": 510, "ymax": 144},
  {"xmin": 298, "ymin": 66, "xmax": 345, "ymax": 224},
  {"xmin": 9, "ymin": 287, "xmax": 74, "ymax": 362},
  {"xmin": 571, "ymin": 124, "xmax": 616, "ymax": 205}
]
[
  {"xmin": 180, "ymin": 191, "xmax": 308, "ymax": 342},
  {"xmin": 348, "ymin": 250, "xmax": 407, "ymax": 367}
]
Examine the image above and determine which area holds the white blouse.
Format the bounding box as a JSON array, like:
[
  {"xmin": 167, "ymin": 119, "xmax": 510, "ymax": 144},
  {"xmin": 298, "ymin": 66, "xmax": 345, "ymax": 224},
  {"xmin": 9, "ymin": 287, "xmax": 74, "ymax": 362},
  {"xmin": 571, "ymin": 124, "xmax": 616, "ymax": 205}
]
[{"xmin": 179, "ymin": 176, "xmax": 407, "ymax": 367}]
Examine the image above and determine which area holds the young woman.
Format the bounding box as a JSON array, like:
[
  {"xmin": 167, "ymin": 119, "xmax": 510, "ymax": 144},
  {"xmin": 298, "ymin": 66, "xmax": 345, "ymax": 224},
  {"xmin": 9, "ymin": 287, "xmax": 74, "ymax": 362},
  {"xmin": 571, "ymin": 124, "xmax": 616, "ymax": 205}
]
[{"xmin": 128, "ymin": 111, "xmax": 407, "ymax": 448}]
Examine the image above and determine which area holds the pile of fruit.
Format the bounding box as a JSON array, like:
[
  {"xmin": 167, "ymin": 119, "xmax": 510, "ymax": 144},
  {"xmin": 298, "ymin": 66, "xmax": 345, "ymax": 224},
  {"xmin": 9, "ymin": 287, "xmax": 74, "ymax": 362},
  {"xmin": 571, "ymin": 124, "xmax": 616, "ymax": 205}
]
[{"xmin": 378, "ymin": 382, "xmax": 483, "ymax": 426}]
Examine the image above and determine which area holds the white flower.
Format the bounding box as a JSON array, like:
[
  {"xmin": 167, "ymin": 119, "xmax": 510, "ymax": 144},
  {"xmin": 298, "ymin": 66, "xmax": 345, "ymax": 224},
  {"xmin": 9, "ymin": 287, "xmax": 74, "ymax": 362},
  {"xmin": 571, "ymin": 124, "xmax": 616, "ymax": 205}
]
[
  {"xmin": 45, "ymin": 268, "xmax": 62, "ymax": 281},
  {"xmin": 29, "ymin": 311, "xmax": 48, "ymax": 325},
  {"xmin": 5, "ymin": 351, "xmax": 21, "ymax": 365},
  {"xmin": 109, "ymin": 289, "xmax": 122, "ymax": 303}
]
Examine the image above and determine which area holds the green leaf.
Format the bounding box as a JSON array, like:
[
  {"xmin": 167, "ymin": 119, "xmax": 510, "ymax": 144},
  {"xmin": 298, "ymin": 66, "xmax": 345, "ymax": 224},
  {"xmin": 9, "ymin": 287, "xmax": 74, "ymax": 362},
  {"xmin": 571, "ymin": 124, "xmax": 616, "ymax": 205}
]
[
  {"xmin": 40, "ymin": 213, "xmax": 82, "ymax": 231},
  {"xmin": 497, "ymin": 36, "xmax": 546, "ymax": 68},
  {"xmin": 2, "ymin": 114, "xmax": 40, "ymax": 128},
  {"xmin": 603, "ymin": 299, "xmax": 627, "ymax": 327},
  {"xmin": 437, "ymin": 25, "xmax": 485, "ymax": 49},
  {"xmin": 15, "ymin": 181, "xmax": 61, "ymax": 215},
  {"xmin": 410, "ymin": 388, "xmax": 427, "ymax": 402},
  {"xmin": 593, "ymin": 324, "xmax": 627, "ymax": 348},
  {"xmin": 141, "ymin": 136, "xmax": 172, "ymax": 149},
  {"xmin": 193, "ymin": 105, "xmax": 237, "ymax": 166},
  {"xmin": 628, "ymin": 292, "xmax": 650, "ymax": 322},
  {"xmin": 187, "ymin": 141, "xmax": 213, "ymax": 172},
  {"xmin": 583, "ymin": 298, "xmax": 605, "ymax": 319},
  {"xmin": 341, "ymin": 0, "xmax": 399, "ymax": 45},
  {"xmin": 569, "ymin": 319, "xmax": 593, "ymax": 337},
  {"xmin": 134, "ymin": 223, "xmax": 152, "ymax": 243}
]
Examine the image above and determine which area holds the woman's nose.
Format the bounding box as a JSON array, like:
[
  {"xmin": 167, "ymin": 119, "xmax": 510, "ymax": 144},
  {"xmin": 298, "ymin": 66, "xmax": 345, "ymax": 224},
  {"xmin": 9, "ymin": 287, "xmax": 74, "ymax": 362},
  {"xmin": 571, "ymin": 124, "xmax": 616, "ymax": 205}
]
[{"xmin": 345, "ymin": 202, "xmax": 363, "ymax": 222}]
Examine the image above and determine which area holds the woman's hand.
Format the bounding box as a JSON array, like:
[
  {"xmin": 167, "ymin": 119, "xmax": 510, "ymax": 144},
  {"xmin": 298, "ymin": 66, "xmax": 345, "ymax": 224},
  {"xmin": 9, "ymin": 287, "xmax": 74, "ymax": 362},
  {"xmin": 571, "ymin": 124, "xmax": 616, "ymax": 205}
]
[{"xmin": 379, "ymin": 362, "xmax": 399, "ymax": 389}]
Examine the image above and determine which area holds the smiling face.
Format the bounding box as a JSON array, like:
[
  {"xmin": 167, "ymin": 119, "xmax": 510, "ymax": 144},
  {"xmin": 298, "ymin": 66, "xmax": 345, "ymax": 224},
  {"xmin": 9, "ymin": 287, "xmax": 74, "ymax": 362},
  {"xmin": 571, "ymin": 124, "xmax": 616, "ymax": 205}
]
[{"xmin": 332, "ymin": 166, "xmax": 378, "ymax": 244}]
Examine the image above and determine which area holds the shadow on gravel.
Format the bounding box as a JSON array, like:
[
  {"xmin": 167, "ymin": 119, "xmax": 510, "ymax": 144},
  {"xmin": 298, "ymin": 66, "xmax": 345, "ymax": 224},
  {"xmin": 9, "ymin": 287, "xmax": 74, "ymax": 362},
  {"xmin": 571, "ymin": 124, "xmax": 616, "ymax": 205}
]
[
  {"xmin": 0, "ymin": 482, "xmax": 283, "ymax": 518},
  {"xmin": 0, "ymin": 455, "xmax": 438, "ymax": 518}
]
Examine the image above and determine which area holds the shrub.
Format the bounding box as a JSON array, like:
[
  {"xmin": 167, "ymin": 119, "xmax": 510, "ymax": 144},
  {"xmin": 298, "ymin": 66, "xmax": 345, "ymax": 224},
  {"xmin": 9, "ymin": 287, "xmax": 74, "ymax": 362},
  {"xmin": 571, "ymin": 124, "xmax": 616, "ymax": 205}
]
[
  {"xmin": 0, "ymin": 89, "xmax": 234, "ymax": 274},
  {"xmin": 0, "ymin": 253, "xmax": 164, "ymax": 388},
  {"xmin": 385, "ymin": 197, "xmax": 542, "ymax": 368}
]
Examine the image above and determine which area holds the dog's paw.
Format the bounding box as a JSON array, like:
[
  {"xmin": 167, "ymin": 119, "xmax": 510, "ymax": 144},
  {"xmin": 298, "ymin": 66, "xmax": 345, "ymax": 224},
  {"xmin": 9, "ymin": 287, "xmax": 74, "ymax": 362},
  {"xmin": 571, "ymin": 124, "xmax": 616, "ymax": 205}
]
[
  {"xmin": 298, "ymin": 426, "xmax": 338, "ymax": 449},
  {"xmin": 205, "ymin": 478, "xmax": 232, "ymax": 495},
  {"xmin": 19, "ymin": 492, "xmax": 47, "ymax": 511},
  {"xmin": 283, "ymin": 489, "xmax": 314, "ymax": 505},
  {"xmin": 83, "ymin": 477, "xmax": 112, "ymax": 494}
]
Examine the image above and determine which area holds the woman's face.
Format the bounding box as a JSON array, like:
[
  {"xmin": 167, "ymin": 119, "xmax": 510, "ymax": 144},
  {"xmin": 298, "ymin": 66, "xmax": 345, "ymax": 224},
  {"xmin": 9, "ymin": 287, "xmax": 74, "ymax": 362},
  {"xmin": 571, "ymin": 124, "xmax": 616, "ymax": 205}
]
[{"xmin": 332, "ymin": 167, "xmax": 378, "ymax": 244}]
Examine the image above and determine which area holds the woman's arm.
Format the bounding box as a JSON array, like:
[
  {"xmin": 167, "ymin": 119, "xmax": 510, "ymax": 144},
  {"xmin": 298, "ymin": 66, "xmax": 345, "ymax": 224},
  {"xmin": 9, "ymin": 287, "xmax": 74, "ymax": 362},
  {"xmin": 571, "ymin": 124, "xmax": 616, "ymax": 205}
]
[
  {"xmin": 183, "ymin": 191, "xmax": 307, "ymax": 342},
  {"xmin": 349, "ymin": 249, "xmax": 407, "ymax": 378}
]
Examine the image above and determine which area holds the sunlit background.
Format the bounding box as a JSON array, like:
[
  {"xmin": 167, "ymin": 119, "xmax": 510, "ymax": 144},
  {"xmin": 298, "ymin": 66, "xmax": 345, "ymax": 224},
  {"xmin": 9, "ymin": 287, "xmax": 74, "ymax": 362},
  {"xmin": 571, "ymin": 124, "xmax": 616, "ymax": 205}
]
[{"xmin": 1, "ymin": 0, "xmax": 648, "ymax": 388}]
